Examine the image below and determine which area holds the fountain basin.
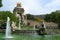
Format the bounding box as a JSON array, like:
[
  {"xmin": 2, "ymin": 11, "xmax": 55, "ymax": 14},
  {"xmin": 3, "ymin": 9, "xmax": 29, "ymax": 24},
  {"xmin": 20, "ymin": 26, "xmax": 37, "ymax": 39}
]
[
  {"xmin": 4, "ymin": 36, "xmax": 13, "ymax": 38},
  {"xmin": 3, "ymin": 36, "xmax": 13, "ymax": 40}
]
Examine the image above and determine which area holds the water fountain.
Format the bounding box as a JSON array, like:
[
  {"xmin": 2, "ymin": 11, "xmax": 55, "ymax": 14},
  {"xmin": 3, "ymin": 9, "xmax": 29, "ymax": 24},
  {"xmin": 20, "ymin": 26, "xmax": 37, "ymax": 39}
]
[
  {"xmin": 19, "ymin": 19, "xmax": 21, "ymax": 30},
  {"xmin": 19, "ymin": 15, "xmax": 21, "ymax": 30},
  {"xmin": 34, "ymin": 25, "xmax": 35, "ymax": 30},
  {"xmin": 4, "ymin": 17, "xmax": 13, "ymax": 40}
]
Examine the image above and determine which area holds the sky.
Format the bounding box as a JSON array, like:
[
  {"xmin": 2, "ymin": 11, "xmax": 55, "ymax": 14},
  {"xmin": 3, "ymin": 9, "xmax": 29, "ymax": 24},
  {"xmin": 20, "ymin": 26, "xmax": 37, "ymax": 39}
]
[{"xmin": 0, "ymin": 0, "xmax": 60, "ymax": 15}]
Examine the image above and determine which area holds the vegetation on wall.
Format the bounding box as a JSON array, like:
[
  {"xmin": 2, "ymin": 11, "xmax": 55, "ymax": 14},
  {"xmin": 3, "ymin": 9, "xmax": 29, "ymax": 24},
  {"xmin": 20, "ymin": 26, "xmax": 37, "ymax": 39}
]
[{"xmin": 34, "ymin": 17, "xmax": 44, "ymax": 22}]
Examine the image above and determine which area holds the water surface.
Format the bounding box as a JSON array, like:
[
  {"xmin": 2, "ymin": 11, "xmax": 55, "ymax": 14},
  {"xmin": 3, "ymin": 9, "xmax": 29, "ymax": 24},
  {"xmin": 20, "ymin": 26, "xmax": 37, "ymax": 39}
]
[{"xmin": 0, "ymin": 33, "xmax": 60, "ymax": 40}]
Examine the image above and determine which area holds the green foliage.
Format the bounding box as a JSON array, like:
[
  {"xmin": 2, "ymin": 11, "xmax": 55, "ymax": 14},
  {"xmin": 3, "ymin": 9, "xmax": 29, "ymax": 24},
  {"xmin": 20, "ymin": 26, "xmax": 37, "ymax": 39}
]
[
  {"xmin": 45, "ymin": 10, "xmax": 60, "ymax": 28},
  {"xmin": 26, "ymin": 14, "xmax": 35, "ymax": 20},
  {"xmin": 0, "ymin": 0, "xmax": 2, "ymax": 7},
  {"xmin": 0, "ymin": 20, "xmax": 6, "ymax": 29},
  {"xmin": 26, "ymin": 14, "xmax": 44, "ymax": 22},
  {"xmin": 0, "ymin": 11, "xmax": 18, "ymax": 26},
  {"xmin": 21, "ymin": 25, "xmax": 34, "ymax": 30},
  {"xmin": 45, "ymin": 10, "xmax": 60, "ymax": 23},
  {"xmin": 34, "ymin": 17, "xmax": 44, "ymax": 22},
  {"xmin": 39, "ymin": 31, "xmax": 47, "ymax": 35}
]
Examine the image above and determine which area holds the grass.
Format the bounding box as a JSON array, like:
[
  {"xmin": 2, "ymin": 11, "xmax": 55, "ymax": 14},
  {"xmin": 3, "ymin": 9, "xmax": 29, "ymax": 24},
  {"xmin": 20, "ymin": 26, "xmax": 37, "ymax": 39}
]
[{"xmin": 21, "ymin": 25, "xmax": 34, "ymax": 30}]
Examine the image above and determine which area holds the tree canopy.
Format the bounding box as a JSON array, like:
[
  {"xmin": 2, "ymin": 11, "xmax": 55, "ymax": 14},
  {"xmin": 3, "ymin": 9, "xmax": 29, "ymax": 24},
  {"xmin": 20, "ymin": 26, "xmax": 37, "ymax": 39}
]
[
  {"xmin": 26, "ymin": 14, "xmax": 44, "ymax": 22},
  {"xmin": 0, "ymin": 0, "xmax": 2, "ymax": 7},
  {"xmin": 45, "ymin": 10, "xmax": 60, "ymax": 28},
  {"xmin": 26, "ymin": 14, "xmax": 35, "ymax": 20},
  {"xmin": 0, "ymin": 11, "xmax": 18, "ymax": 26}
]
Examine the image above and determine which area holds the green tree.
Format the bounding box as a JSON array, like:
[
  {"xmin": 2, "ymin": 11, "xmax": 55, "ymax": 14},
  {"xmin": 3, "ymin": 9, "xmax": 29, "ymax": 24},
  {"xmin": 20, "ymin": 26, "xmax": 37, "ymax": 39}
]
[
  {"xmin": 0, "ymin": 11, "xmax": 18, "ymax": 28},
  {"xmin": 26, "ymin": 14, "xmax": 44, "ymax": 22},
  {"xmin": 45, "ymin": 10, "xmax": 60, "ymax": 28},
  {"xmin": 0, "ymin": 0, "xmax": 2, "ymax": 7},
  {"xmin": 26, "ymin": 14, "xmax": 35, "ymax": 20}
]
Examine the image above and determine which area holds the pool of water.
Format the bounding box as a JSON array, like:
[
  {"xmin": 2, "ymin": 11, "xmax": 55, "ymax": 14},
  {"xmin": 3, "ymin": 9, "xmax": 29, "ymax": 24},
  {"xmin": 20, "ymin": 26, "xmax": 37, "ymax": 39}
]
[{"xmin": 0, "ymin": 33, "xmax": 60, "ymax": 40}]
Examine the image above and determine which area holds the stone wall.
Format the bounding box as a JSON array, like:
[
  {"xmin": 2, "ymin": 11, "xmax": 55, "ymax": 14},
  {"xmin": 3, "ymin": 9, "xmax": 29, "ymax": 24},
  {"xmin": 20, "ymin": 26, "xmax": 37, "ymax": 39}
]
[
  {"xmin": 0, "ymin": 29, "xmax": 5, "ymax": 33},
  {"xmin": 46, "ymin": 29, "xmax": 60, "ymax": 35},
  {"xmin": 12, "ymin": 30, "xmax": 38, "ymax": 35},
  {"xmin": 0, "ymin": 29, "xmax": 60, "ymax": 35}
]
